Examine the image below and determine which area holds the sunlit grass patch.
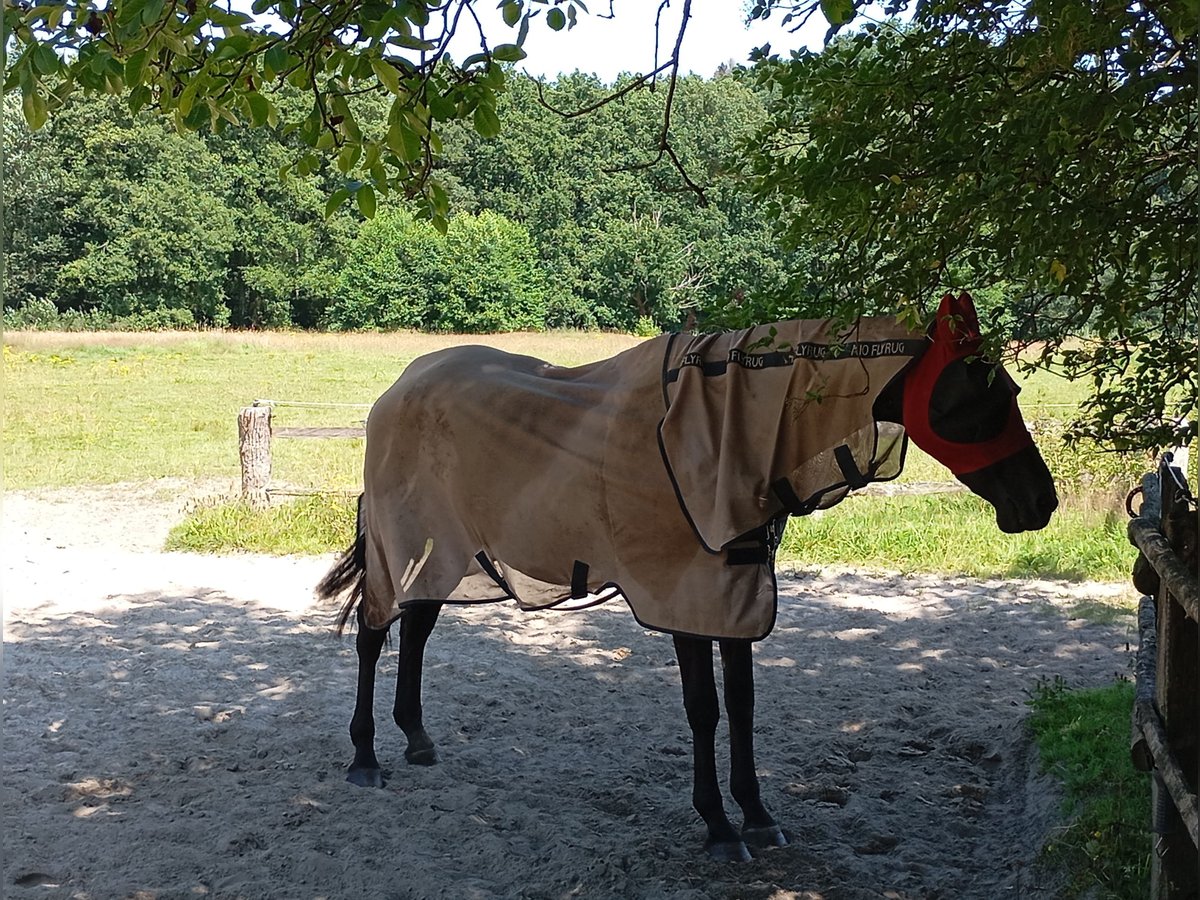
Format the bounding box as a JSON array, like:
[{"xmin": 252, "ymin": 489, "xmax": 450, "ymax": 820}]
[
  {"xmin": 1027, "ymin": 679, "xmax": 1150, "ymax": 898},
  {"xmin": 778, "ymin": 493, "xmax": 1132, "ymax": 583},
  {"xmin": 165, "ymin": 493, "xmax": 357, "ymax": 555}
]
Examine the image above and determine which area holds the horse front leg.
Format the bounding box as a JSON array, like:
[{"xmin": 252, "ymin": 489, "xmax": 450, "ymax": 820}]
[
  {"xmin": 674, "ymin": 635, "xmax": 751, "ymax": 862},
  {"xmin": 719, "ymin": 638, "xmax": 788, "ymax": 850},
  {"xmin": 393, "ymin": 602, "xmax": 442, "ymax": 766},
  {"xmin": 347, "ymin": 603, "xmax": 388, "ymax": 787}
]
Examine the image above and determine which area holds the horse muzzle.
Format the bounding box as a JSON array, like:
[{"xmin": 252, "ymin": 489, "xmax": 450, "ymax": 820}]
[{"xmin": 956, "ymin": 445, "xmax": 1059, "ymax": 534}]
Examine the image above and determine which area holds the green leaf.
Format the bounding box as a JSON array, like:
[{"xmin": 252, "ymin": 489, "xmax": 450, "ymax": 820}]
[
  {"xmin": 116, "ymin": 0, "xmax": 149, "ymax": 27},
  {"xmin": 546, "ymin": 7, "xmax": 566, "ymax": 30},
  {"xmin": 428, "ymin": 89, "xmax": 458, "ymax": 121},
  {"xmin": 32, "ymin": 43, "xmax": 59, "ymax": 76},
  {"xmin": 140, "ymin": 0, "xmax": 165, "ymax": 22},
  {"xmin": 129, "ymin": 84, "xmax": 152, "ymax": 112},
  {"xmin": 819, "ymin": 0, "xmax": 854, "ymax": 26},
  {"xmin": 124, "ymin": 49, "xmax": 149, "ymax": 84},
  {"xmin": 501, "ymin": 1, "xmax": 521, "ymax": 27},
  {"xmin": 21, "ymin": 88, "xmax": 48, "ymax": 130},
  {"xmin": 491, "ymin": 43, "xmax": 527, "ymax": 62},
  {"xmin": 356, "ymin": 183, "xmax": 377, "ymax": 218},
  {"xmin": 473, "ymin": 103, "xmax": 501, "ymax": 138},
  {"xmin": 337, "ymin": 142, "xmax": 361, "ymax": 174},
  {"xmin": 177, "ymin": 77, "xmax": 200, "ymax": 117},
  {"xmin": 264, "ymin": 44, "xmax": 288, "ymax": 78},
  {"xmin": 387, "ymin": 121, "xmax": 422, "ymax": 162},
  {"xmin": 325, "ymin": 188, "xmax": 351, "ymax": 218},
  {"xmin": 210, "ymin": 32, "xmax": 253, "ymax": 62},
  {"xmin": 371, "ymin": 58, "xmax": 402, "ymax": 95},
  {"xmin": 246, "ymin": 91, "xmax": 271, "ymax": 126},
  {"xmin": 389, "ymin": 34, "xmax": 436, "ymax": 52}
]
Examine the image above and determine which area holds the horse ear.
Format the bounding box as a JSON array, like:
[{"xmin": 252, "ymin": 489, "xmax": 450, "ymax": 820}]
[
  {"xmin": 934, "ymin": 291, "xmax": 981, "ymax": 344},
  {"xmin": 933, "ymin": 293, "xmax": 958, "ymax": 340},
  {"xmin": 952, "ymin": 292, "xmax": 981, "ymax": 339}
]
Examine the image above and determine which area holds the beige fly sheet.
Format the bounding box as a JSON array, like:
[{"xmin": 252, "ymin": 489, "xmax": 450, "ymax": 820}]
[{"xmin": 358, "ymin": 317, "xmax": 926, "ymax": 640}]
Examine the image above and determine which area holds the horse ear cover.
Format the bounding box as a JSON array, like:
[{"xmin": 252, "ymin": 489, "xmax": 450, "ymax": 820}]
[{"xmin": 901, "ymin": 292, "xmax": 1035, "ymax": 476}]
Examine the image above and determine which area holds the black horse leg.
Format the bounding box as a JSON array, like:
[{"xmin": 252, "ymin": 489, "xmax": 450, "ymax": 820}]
[
  {"xmin": 718, "ymin": 639, "xmax": 788, "ymax": 849},
  {"xmin": 347, "ymin": 603, "xmax": 388, "ymax": 788},
  {"xmin": 674, "ymin": 635, "xmax": 751, "ymax": 862},
  {"xmin": 393, "ymin": 602, "xmax": 442, "ymax": 766}
]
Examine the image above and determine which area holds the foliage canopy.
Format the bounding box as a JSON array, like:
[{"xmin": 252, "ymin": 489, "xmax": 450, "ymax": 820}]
[{"xmin": 745, "ymin": 0, "xmax": 1197, "ymax": 449}]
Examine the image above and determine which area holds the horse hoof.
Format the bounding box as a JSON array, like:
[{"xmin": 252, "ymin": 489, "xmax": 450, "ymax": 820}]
[
  {"xmin": 346, "ymin": 766, "xmax": 385, "ymax": 788},
  {"xmin": 705, "ymin": 839, "xmax": 752, "ymax": 863},
  {"xmin": 404, "ymin": 746, "xmax": 438, "ymax": 766},
  {"xmin": 742, "ymin": 824, "xmax": 788, "ymax": 849}
]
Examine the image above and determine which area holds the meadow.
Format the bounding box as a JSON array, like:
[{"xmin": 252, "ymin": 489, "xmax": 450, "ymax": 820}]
[{"xmin": 4, "ymin": 328, "xmax": 1147, "ymax": 582}]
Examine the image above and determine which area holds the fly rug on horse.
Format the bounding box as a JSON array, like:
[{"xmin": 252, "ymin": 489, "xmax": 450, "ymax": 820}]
[{"xmin": 317, "ymin": 291, "xmax": 1058, "ymax": 862}]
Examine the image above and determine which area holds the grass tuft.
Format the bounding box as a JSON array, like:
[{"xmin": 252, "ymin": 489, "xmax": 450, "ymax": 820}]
[
  {"xmin": 166, "ymin": 494, "xmax": 357, "ymax": 555},
  {"xmin": 1027, "ymin": 678, "xmax": 1151, "ymax": 898}
]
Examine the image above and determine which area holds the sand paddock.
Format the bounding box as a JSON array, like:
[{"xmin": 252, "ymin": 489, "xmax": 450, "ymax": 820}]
[{"xmin": 4, "ymin": 482, "xmax": 1133, "ymax": 899}]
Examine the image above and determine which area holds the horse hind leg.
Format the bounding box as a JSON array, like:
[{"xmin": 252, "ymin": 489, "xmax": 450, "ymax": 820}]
[
  {"xmin": 347, "ymin": 604, "xmax": 388, "ymax": 788},
  {"xmin": 393, "ymin": 602, "xmax": 443, "ymax": 766}
]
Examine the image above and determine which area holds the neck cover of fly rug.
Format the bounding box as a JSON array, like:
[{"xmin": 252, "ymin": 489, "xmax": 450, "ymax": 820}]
[{"xmin": 358, "ymin": 316, "xmax": 925, "ymax": 640}]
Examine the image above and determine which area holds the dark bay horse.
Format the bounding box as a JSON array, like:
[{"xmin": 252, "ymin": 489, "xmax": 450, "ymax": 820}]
[{"xmin": 317, "ymin": 292, "xmax": 1058, "ymax": 861}]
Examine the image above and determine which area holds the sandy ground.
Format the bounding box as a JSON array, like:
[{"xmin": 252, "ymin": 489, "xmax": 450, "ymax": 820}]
[{"xmin": 3, "ymin": 481, "xmax": 1135, "ymax": 900}]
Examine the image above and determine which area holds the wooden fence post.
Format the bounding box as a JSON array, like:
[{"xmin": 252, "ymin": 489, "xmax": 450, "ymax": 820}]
[
  {"xmin": 1152, "ymin": 459, "xmax": 1199, "ymax": 899},
  {"xmin": 238, "ymin": 405, "xmax": 272, "ymax": 509}
]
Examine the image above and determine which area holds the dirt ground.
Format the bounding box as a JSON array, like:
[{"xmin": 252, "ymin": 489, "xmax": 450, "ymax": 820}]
[{"xmin": 4, "ymin": 481, "xmax": 1135, "ymax": 900}]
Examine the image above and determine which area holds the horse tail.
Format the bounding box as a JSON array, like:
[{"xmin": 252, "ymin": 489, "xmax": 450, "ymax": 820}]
[{"xmin": 317, "ymin": 494, "xmax": 367, "ymax": 635}]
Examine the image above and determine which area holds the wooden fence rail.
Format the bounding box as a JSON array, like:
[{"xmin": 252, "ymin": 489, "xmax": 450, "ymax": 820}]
[
  {"xmin": 238, "ymin": 400, "xmax": 368, "ymax": 507},
  {"xmin": 1128, "ymin": 453, "xmax": 1199, "ymax": 898}
]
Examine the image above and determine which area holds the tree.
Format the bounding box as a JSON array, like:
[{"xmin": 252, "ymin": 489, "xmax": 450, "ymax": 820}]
[
  {"xmin": 5, "ymin": 95, "xmax": 237, "ymax": 325},
  {"xmin": 439, "ymin": 71, "xmax": 802, "ymax": 330},
  {"xmin": 323, "ymin": 206, "xmax": 548, "ymax": 332},
  {"xmin": 744, "ymin": 0, "xmax": 1196, "ymax": 450}
]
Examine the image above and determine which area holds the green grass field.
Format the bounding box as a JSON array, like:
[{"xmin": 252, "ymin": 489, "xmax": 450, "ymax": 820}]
[{"xmin": 2, "ymin": 330, "xmax": 643, "ymax": 489}]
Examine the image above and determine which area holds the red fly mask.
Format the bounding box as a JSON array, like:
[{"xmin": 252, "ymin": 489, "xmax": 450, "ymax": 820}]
[{"xmin": 902, "ymin": 292, "xmax": 1036, "ymax": 475}]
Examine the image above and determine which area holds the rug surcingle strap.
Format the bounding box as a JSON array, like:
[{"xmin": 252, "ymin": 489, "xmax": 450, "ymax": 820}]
[
  {"xmin": 474, "ymin": 551, "xmax": 516, "ymax": 599},
  {"xmin": 571, "ymin": 561, "xmax": 590, "ymax": 600},
  {"xmin": 834, "ymin": 444, "xmax": 870, "ymax": 490},
  {"xmin": 771, "ymin": 477, "xmax": 817, "ymax": 517}
]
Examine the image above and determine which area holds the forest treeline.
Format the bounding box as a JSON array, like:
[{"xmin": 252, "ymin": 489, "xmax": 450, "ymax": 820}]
[{"xmin": 5, "ymin": 69, "xmax": 811, "ymax": 334}]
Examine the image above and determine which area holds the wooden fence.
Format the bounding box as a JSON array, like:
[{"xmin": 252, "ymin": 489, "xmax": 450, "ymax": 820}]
[
  {"xmin": 238, "ymin": 400, "xmax": 368, "ymax": 507},
  {"xmin": 1128, "ymin": 453, "xmax": 1199, "ymax": 898}
]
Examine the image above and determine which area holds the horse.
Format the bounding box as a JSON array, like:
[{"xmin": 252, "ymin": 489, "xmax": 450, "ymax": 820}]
[{"xmin": 316, "ymin": 291, "xmax": 1058, "ymax": 861}]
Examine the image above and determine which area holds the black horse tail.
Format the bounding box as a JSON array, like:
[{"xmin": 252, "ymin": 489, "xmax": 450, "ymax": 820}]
[{"xmin": 317, "ymin": 494, "xmax": 367, "ymax": 635}]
